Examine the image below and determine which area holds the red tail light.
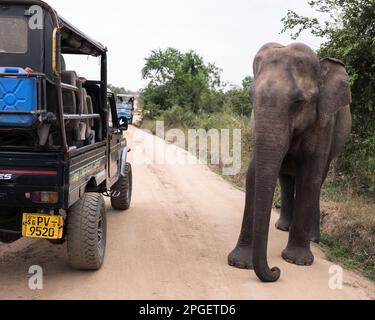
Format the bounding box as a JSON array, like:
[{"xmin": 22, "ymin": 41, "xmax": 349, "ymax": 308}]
[{"xmin": 26, "ymin": 192, "xmax": 59, "ymax": 204}]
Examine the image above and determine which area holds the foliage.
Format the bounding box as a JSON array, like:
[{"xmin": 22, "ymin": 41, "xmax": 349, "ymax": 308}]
[
  {"xmin": 108, "ymin": 84, "xmax": 129, "ymax": 96},
  {"xmin": 161, "ymin": 106, "xmax": 197, "ymax": 128},
  {"xmin": 141, "ymin": 48, "xmax": 223, "ymax": 115},
  {"xmin": 281, "ymin": 0, "xmax": 375, "ymax": 195},
  {"xmin": 140, "ymin": 48, "xmax": 254, "ymax": 119},
  {"xmin": 224, "ymin": 76, "xmax": 253, "ymax": 117},
  {"xmin": 321, "ymin": 232, "xmax": 375, "ymax": 281}
]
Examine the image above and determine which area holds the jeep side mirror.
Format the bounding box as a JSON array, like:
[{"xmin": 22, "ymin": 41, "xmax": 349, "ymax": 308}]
[{"xmin": 119, "ymin": 117, "xmax": 129, "ymax": 131}]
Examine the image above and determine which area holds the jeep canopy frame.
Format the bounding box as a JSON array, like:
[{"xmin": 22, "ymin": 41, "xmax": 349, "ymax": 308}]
[{"xmin": 0, "ymin": 0, "xmax": 108, "ymax": 152}]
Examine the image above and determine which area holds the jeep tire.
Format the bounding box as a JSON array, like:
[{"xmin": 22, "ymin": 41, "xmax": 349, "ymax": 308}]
[
  {"xmin": 111, "ymin": 163, "xmax": 132, "ymax": 211},
  {"xmin": 67, "ymin": 193, "xmax": 106, "ymax": 270}
]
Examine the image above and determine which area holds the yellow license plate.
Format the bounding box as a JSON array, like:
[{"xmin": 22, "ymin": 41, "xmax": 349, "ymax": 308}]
[{"xmin": 22, "ymin": 213, "xmax": 63, "ymax": 240}]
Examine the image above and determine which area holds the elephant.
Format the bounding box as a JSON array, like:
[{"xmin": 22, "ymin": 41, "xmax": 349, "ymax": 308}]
[{"xmin": 228, "ymin": 43, "xmax": 352, "ymax": 282}]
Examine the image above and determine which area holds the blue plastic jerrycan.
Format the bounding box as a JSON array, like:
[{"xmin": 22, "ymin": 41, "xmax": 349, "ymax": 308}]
[{"xmin": 0, "ymin": 67, "xmax": 38, "ymax": 128}]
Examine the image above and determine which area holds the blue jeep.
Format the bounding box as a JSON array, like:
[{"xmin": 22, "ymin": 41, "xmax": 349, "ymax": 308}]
[{"xmin": 116, "ymin": 94, "xmax": 135, "ymax": 124}]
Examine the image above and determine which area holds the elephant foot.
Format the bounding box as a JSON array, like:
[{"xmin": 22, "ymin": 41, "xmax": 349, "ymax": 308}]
[
  {"xmin": 275, "ymin": 217, "xmax": 291, "ymax": 232},
  {"xmin": 310, "ymin": 230, "xmax": 321, "ymax": 244},
  {"xmin": 282, "ymin": 246, "xmax": 314, "ymax": 266},
  {"xmin": 228, "ymin": 244, "xmax": 253, "ymax": 270}
]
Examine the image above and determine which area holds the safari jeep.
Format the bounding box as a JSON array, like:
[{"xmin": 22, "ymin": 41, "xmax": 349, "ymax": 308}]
[
  {"xmin": 0, "ymin": 0, "xmax": 133, "ymax": 270},
  {"xmin": 116, "ymin": 94, "xmax": 135, "ymax": 125}
]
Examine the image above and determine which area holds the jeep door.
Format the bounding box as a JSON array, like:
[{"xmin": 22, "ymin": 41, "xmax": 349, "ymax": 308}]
[{"xmin": 107, "ymin": 94, "xmax": 122, "ymax": 185}]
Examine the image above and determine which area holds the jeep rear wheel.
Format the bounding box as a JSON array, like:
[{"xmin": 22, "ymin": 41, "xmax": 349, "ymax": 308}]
[
  {"xmin": 111, "ymin": 163, "xmax": 132, "ymax": 211},
  {"xmin": 67, "ymin": 193, "xmax": 106, "ymax": 270}
]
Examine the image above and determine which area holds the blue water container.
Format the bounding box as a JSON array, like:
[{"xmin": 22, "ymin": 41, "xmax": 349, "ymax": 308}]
[{"xmin": 0, "ymin": 67, "xmax": 38, "ymax": 128}]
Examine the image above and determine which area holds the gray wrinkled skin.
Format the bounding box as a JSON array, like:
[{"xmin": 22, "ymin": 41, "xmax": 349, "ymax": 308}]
[{"xmin": 228, "ymin": 43, "xmax": 352, "ymax": 282}]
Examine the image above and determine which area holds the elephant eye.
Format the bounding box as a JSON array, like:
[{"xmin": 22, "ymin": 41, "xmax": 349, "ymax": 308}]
[
  {"xmin": 289, "ymin": 98, "xmax": 305, "ymax": 115},
  {"xmin": 293, "ymin": 97, "xmax": 305, "ymax": 105}
]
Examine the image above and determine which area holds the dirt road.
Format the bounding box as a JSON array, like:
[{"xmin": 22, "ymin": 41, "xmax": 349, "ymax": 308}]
[{"xmin": 0, "ymin": 126, "xmax": 374, "ymax": 300}]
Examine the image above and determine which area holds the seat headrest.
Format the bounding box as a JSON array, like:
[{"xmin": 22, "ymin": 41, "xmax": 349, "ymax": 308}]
[{"xmin": 60, "ymin": 55, "xmax": 66, "ymax": 71}]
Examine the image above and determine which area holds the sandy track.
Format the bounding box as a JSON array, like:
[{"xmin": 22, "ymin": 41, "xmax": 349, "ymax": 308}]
[{"xmin": 0, "ymin": 126, "xmax": 374, "ymax": 300}]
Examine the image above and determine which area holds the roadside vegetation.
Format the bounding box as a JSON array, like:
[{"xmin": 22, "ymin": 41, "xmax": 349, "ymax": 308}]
[
  {"xmin": 108, "ymin": 84, "xmax": 129, "ymax": 95},
  {"xmin": 139, "ymin": 0, "xmax": 375, "ymax": 281}
]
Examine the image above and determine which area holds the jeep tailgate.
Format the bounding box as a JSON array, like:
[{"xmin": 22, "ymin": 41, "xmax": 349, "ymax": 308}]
[{"xmin": 0, "ymin": 151, "xmax": 66, "ymax": 209}]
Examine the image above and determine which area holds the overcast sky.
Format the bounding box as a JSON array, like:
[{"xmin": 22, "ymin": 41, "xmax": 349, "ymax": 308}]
[{"xmin": 47, "ymin": 0, "xmax": 327, "ymax": 91}]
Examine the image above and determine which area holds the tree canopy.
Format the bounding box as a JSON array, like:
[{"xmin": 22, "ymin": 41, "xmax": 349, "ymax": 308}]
[
  {"xmin": 108, "ymin": 84, "xmax": 129, "ymax": 96},
  {"xmin": 141, "ymin": 48, "xmax": 222, "ymax": 115}
]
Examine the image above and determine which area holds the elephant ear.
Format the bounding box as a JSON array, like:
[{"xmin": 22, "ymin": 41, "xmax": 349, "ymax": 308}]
[{"xmin": 318, "ymin": 58, "xmax": 352, "ymax": 124}]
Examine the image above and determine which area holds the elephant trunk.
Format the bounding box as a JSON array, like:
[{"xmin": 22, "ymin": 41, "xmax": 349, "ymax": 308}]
[{"xmin": 252, "ymin": 127, "xmax": 288, "ymax": 282}]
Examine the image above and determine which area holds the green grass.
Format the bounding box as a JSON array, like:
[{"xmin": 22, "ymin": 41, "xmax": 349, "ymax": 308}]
[
  {"xmin": 321, "ymin": 233, "xmax": 375, "ymax": 281},
  {"xmin": 319, "ymin": 185, "xmax": 375, "ymax": 281}
]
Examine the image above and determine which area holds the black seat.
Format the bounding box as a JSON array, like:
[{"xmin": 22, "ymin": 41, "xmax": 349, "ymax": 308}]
[
  {"xmin": 60, "ymin": 56, "xmax": 96, "ymax": 146},
  {"xmin": 60, "ymin": 56, "xmax": 85, "ymax": 146},
  {"xmin": 61, "ymin": 56, "xmax": 78, "ymax": 115}
]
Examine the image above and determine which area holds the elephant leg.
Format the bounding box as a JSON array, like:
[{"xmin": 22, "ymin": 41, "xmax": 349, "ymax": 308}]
[
  {"xmin": 276, "ymin": 174, "xmax": 295, "ymax": 232},
  {"xmin": 282, "ymin": 162, "xmax": 324, "ymax": 266},
  {"xmin": 228, "ymin": 159, "xmax": 255, "ymax": 269},
  {"xmin": 310, "ymin": 164, "xmax": 329, "ymax": 243},
  {"xmin": 310, "ymin": 206, "xmax": 321, "ymax": 244}
]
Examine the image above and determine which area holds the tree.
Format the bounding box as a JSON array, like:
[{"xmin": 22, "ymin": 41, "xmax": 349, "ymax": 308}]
[
  {"xmin": 224, "ymin": 76, "xmax": 253, "ymax": 117},
  {"xmin": 108, "ymin": 84, "xmax": 128, "ymax": 96},
  {"xmin": 141, "ymin": 48, "xmax": 222, "ymax": 114},
  {"xmin": 281, "ymin": 0, "xmax": 375, "ymax": 193}
]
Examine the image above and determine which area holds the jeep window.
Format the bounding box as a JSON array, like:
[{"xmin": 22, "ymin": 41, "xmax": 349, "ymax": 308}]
[{"xmin": 0, "ymin": 17, "xmax": 28, "ymax": 54}]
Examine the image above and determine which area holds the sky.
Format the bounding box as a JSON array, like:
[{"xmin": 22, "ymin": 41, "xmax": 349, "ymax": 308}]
[{"xmin": 47, "ymin": 0, "xmax": 327, "ymax": 91}]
